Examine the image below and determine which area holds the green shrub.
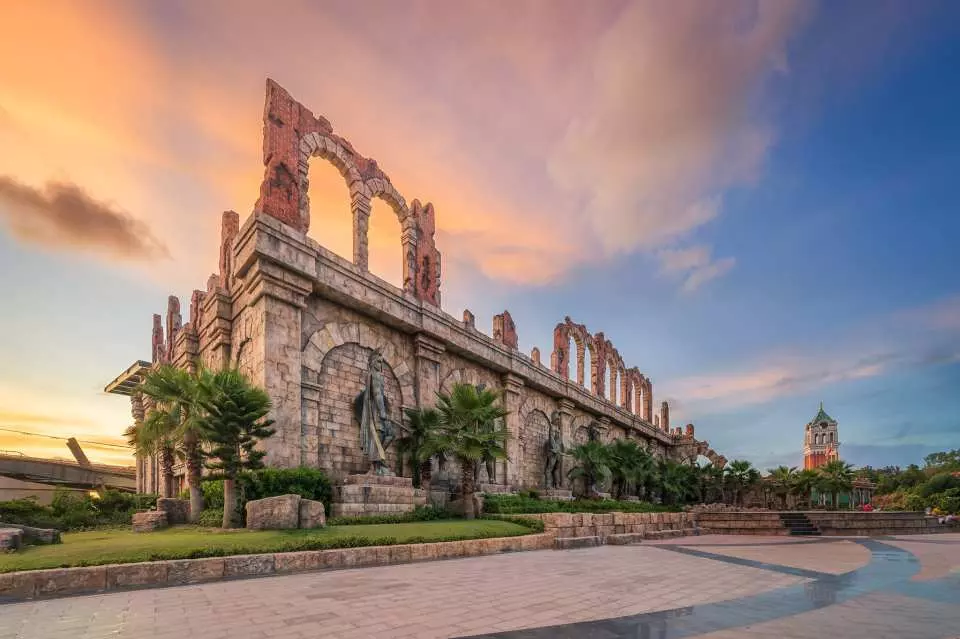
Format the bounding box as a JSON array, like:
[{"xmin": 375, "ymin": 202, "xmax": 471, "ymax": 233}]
[
  {"xmin": 328, "ymin": 505, "xmax": 454, "ymax": 526},
  {"xmin": 904, "ymin": 493, "xmax": 926, "ymax": 512},
  {"xmin": 200, "ymin": 467, "xmax": 333, "ymax": 524},
  {"xmin": 0, "ymin": 489, "xmax": 157, "ymax": 531},
  {"xmin": 197, "ymin": 508, "xmax": 225, "ymax": 527},
  {"xmin": 916, "ymin": 472, "xmax": 960, "ymax": 499},
  {"xmin": 482, "ymin": 494, "xmax": 676, "ymax": 514},
  {"xmin": 933, "ymin": 488, "xmax": 960, "ymax": 514}
]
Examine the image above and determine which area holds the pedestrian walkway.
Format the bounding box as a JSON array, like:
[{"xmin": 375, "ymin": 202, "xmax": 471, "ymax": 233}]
[{"xmin": 2, "ymin": 534, "xmax": 958, "ymax": 638}]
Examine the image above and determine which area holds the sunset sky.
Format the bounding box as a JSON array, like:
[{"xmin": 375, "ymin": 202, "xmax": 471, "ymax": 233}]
[{"xmin": 1, "ymin": 0, "xmax": 958, "ymax": 469}]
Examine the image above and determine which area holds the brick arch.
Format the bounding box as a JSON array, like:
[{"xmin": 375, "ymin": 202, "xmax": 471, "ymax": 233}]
[
  {"xmin": 520, "ymin": 409, "xmax": 551, "ymax": 489},
  {"xmin": 300, "ymin": 320, "xmax": 415, "ymax": 409},
  {"xmin": 552, "ymin": 317, "xmax": 598, "ymax": 391},
  {"xmin": 439, "ymin": 366, "xmax": 501, "ymax": 395}
]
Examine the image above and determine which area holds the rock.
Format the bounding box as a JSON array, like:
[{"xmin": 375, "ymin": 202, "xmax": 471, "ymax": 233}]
[
  {"xmin": 298, "ymin": 499, "xmax": 326, "ymax": 529},
  {"xmin": 156, "ymin": 498, "xmax": 190, "ymax": 525},
  {"xmin": 246, "ymin": 494, "xmax": 301, "ymax": 530},
  {"xmin": 0, "ymin": 528, "xmax": 23, "ymax": 552},
  {"xmin": 132, "ymin": 511, "xmax": 168, "ymax": 533},
  {"xmin": 0, "ymin": 522, "xmax": 60, "ymax": 544}
]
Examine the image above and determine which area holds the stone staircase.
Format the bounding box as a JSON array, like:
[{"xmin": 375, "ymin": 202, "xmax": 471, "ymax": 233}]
[{"xmin": 779, "ymin": 512, "xmax": 821, "ymax": 536}]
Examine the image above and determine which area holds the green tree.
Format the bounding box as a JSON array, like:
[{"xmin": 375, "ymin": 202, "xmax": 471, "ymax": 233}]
[
  {"xmin": 396, "ymin": 407, "xmax": 443, "ymax": 489},
  {"xmin": 606, "ymin": 439, "xmax": 652, "ymax": 499},
  {"xmin": 924, "ymin": 449, "xmax": 960, "ymax": 471},
  {"xmin": 699, "ymin": 463, "xmax": 726, "ymax": 504},
  {"xmin": 196, "ymin": 369, "xmax": 276, "ymax": 528},
  {"xmin": 124, "ymin": 400, "xmax": 179, "ymax": 499},
  {"xmin": 792, "ymin": 469, "xmax": 820, "ymax": 509},
  {"xmin": 767, "ymin": 465, "xmax": 798, "ymax": 510},
  {"xmin": 724, "ymin": 460, "xmax": 760, "ymax": 507},
  {"xmin": 818, "ymin": 459, "xmax": 855, "ymax": 509},
  {"xmin": 434, "ymin": 383, "xmax": 510, "ymax": 519},
  {"xmin": 138, "ymin": 364, "xmax": 208, "ymax": 521},
  {"xmin": 567, "ymin": 440, "xmax": 612, "ymax": 498},
  {"xmin": 658, "ymin": 460, "xmax": 698, "ymax": 506}
]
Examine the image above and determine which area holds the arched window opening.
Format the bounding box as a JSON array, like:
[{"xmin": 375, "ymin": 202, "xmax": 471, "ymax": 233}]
[
  {"xmin": 306, "ymin": 158, "xmax": 352, "ymax": 263},
  {"xmin": 367, "ymin": 197, "xmax": 403, "ymax": 289},
  {"xmin": 567, "ymin": 336, "xmax": 576, "ymax": 382},
  {"xmin": 583, "ymin": 346, "xmax": 593, "ymax": 393}
]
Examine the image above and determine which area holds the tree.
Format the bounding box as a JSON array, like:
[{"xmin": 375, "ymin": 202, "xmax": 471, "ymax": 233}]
[
  {"xmin": 567, "ymin": 440, "xmax": 612, "ymax": 498},
  {"xmin": 724, "ymin": 460, "xmax": 760, "ymax": 507},
  {"xmin": 397, "ymin": 407, "xmax": 443, "ymax": 489},
  {"xmin": 767, "ymin": 466, "xmax": 798, "ymax": 510},
  {"xmin": 196, "ymin": 369, "xmax": 276, "ymax": 528},
  {"xmin": 606, "ymin": 439, "xmax": 652, "ymax": 499},
  {"xmin": 699, "ymin": 463, "xmax": 726, "ymax": 504},
  {"xmin": 138, "ymin": 364, "xmax": 208, "ymax": 522},
  {"xmin": 124, "ymin": 400, "xmax": 179, "ymax": 499},
  {"xmin": 658, "ymin": 460, "xmax": 698, "ymax": 506},
  {"xmin": 434, "ymin": 383, "xmax": 510, "ymax": 520},
  {"xmin": 818, "ymin": 460, "xmax": 855, "ymax": 509},
  {"xmin": 792, "ymin": 469, "xmax": 820, "ymax": 509}
]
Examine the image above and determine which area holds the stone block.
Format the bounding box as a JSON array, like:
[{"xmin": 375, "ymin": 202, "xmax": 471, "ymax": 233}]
[
  {"xmin": 105, "ymin": 562, "xmax": 169, "ymax": 589},
  {"xmin": 596, "ymin": 513, "xmax": 614, "ymax": 526},
  {"xmin": 166, "ymin": 558, "xmax": 225, "ymax": 585},
  {"xmin": 246, "ymin": 494, "xmax": 301, "ymax": 530},
  {"xmin": 298, "ymin": 499, "xmax": 326, "ymax": 528},
  {"xmin": 554, "ymin": 536, "xmax": 601, "ymax": 550},
  {"xmin": 132, "ymin": 511, "xmax": 168, "ymax": 532},
  {"xmin": 0, "ymin": 570, "xmax": 36, "ymax": 600},
  {"xmin": 0, "ymin": 528, "xmax": 23, "ymax": 552},
  {"xmin": 606, "ymin": 532, "xmax": 645, "ymax": 545},
  {"xmin": 0, "ymin": 522, "xmax": 60, "ymax": 544},
  {"xmin": 34, "ymin": 567, "xmax": 107, "ymax": 597},
  {"xmin": 156, "ymin": 498, "xmax": 190, "ymax": 525},
  {"xmin": 275, "ymin": 551, "xmax": 325, "ymax": 573},
  {"xmin": 223, "ymin": 554, "xmax": 275, "ymax": 578}
]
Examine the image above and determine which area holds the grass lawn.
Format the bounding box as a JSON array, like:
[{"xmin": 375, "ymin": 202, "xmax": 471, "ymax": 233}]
[{"xmin": 0, "ymin": 519, "xmax": 531, "ymax": 573}]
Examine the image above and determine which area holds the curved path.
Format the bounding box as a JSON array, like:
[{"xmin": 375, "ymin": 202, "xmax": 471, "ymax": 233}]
[{"xmin": 1, "ymin": 534, "xmax": 958, "ymax": 638}]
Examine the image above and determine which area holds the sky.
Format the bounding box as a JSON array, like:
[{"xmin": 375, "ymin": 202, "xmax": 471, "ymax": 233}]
[{"xmin": 0, "ymin": 0, "xmax": 958, "ymax": 470}]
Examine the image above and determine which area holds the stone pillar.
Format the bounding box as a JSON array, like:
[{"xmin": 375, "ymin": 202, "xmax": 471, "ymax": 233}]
[
  {"xmin": 401, "ymin": 223, "xmax": 418, "ymax": 295},
  {"xmin": 352, "ymin": 192, "xmax": 371, "ymax": 270},
  {"xmin": 241, "ymin": 261, "xmax": 312, "ymax": 469},
  {"xmin": 557, "ymin": 399, "xmax": 574, "ymax": 489},
  {"xmin": 200, "ymin": 286, "xmax": 233, "ymax": 371},
  {"xmin": 502, "ymin": 373, "xmax": 525, "ymax": 489},
  {"xmin": 130, "ymin": 393, "xmax": 145, "ymax": 493},
  {"xmin": 414, "ymin": 334, "xmax": 445, "ymax": 409}
]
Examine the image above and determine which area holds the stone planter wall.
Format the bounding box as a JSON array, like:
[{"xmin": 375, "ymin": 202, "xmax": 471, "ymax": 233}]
[
  {"xmin": 0, "ymin": 533, "xmax": 552, "ymax": 602},
  {"xmin": 512, "ymin": 511, "xmax": 694, "ymax": 540}
]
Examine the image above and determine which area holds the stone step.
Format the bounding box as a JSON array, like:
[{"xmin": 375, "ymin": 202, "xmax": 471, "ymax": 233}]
[
  {"xmin": 606, "ymin": 533, "xmax": 645, "ymax": 545},
  {"xmin": 554, "ymin": 536, "xmax": 602, "ymax": 550}
]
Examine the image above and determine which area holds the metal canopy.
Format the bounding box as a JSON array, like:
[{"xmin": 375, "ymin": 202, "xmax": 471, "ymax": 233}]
[{"xmin": 103, "ymin": 360, "xmax": 152, "ymax": 396}]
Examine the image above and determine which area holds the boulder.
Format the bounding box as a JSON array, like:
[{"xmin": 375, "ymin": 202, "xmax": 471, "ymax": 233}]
[
  {"xmin": 156, "ymin": 498, "xmax": 190, "ymax": 525},
  {"xmin": 132, "ymin": 511, "xmax": 168, "ymax": 533},
  {"xmin": 0, "ymin": 522, "xmax": 61, "ymax": 544},
  {"xmin": 246, "ymin": 494, "xmax": 301, "ymax": 530},
  {"xmin": 298, "ymin": 499, "xmax": 326, "ymax": 529},
  {"xmin": 0, "ymin": 528, "xmax": 23, "ymax": 552}
]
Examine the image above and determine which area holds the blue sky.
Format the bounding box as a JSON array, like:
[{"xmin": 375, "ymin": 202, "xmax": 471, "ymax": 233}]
[{"xmin": 0, "ymin": 1, "xmax": 957, "ymax": 468}]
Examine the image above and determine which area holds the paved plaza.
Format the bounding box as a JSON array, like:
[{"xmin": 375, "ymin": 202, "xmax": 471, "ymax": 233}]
[{"xmin": 1, "ymin": 534, "xmax": 958, "ymax": 639}]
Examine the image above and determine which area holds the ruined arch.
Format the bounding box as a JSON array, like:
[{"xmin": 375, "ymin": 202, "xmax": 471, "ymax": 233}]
[{"xmin": 551, "ymin": 317, "xmax": 597, "ymax": 392}]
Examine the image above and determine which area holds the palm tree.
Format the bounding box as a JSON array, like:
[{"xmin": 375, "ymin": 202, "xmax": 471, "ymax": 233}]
[
  {"xmin": 792, "ymin": 469, "xmax": 820, "ymax": 510},
  {"xmin": 434, "ymin": 383, "xmax": 510, "ymax": 519},
  {"xmin": 658, "ymin": 460, "xmax": 698, "ymax": 506},
  {"xmin": 607, "ymin": 439, "xmax": 649, "ymax": 499},
  {"xmin": 139, "ymin": 364, "xmax": 208, "ymax": 521},
  {"xmin": 124, "ymin": 400, "xmax": 179, "ymax": 498},
  {"xmin": 196, "ymin": 369, "xmax": 276, "ymax": 528},
  {"xmin": 767, "ymin": 465, "xmax": 798, "ymax": 510},
  {"xmin": 818, "ymin": 460, "xmax": 855, "ymax": 510},
  {"xmin": 397, "ymin": 407, "xmax": 443, "ymax": 489},
  {"xmin": 699, "ymin": 463, "xmax": 725, "ymax": 504},
  {"xmin": 724, "ymin": 460, "xmax": 761, "ymax": 507},
  {"xmin": 567, "ymin": 440, "xmax": 612, "ymax": 498}
]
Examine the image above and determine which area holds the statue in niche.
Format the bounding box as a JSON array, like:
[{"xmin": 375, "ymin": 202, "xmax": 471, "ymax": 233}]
[
  {"xmin": 354, "ymin": 350, "xmax": 398, "ymax": 475},
  {"xmin": 586, "ymin": 420, "xmax": 601, "ymax": 443},
  {"xmin": 544, "ymin": 411, "xmax": 565, "ymax": 489}
]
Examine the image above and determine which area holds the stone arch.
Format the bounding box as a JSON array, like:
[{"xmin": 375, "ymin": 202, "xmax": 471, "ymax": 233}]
[
  {"xmin": 439, "ymin": 366, "xmax": 501, "ymax": 395},
  {"xmin": 551, "ymin": 317, "xmax": 597, "ymax": 391},
  {"xmin": 301, "ymin": 319, "xmax": 415, "ymax": 408}
]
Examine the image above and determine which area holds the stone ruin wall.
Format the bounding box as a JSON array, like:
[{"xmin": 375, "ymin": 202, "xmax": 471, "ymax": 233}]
[{"xmin": 136, "ymin": 79, "xmax": 726, "ymax": 494}]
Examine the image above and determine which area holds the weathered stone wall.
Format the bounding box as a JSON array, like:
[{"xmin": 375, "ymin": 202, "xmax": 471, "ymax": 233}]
[{"xmin": 129, "ymin": 79, "xmax": 721, "ymax": 495}]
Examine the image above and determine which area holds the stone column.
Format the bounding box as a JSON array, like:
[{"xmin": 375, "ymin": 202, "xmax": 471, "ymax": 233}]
[
  {"xmin": 241, "ymin": 261, "xmax": 312, "ymax": 469},
  {"xmin": 352, "ymin": 193, "xmax": 371, "ymax": 270},
  {"xmin": 557, "ymin": 399, "xmax": 574, "ymax": 489},
  {"xmin": 200, "ymin": 287, "xmax": 233, "ymax": 370},
  {"xmin": 502, "ymin": 373, "xmax": 524, "ymax": 489},
  {"xmin": 130, "ymin": 393, "xmax": 145, "ymax": 493},
  {"xmin": 414, "ymin": 334, "xmax": 445, "ymax": 409},
  {"xmin": 401, "ymin": 224, "xmax": 418, "ymax": 295}
]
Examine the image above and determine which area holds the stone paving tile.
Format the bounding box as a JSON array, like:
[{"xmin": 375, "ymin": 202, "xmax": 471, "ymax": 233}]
[
  {"xmin": 882, "ymin": 533, "xmax": 960, "ymax": 581},
  {"xmin": 667, "ymin": 539, "xmax": 873, "ymax": 575},
  {"xmin": 0, "ymin": 546, "xmax": 800, "ymax": 638}
]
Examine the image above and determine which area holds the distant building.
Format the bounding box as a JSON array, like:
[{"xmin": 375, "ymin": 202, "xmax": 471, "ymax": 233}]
[{"xmin": 803, "ymin": 402, "xmax": 840, "ymax": 470}]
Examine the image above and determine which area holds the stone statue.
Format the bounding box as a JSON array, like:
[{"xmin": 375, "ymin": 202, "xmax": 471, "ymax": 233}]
[
  {"xmin": 354, "ymin": 350, "xmax": 397, "ymax": 475},
  {"xmin": 544, "ymin": 411, "xmax": 565, "ymax": 489},
  {"xmin": 586, "ymin": 420, "xmax": 601, "ymax": 443}
]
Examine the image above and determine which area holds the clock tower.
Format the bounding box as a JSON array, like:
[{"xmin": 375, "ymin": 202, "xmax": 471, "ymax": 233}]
[{"xmin": 803, "ymin": 402, "xmax": 840, "ymax": 470}]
